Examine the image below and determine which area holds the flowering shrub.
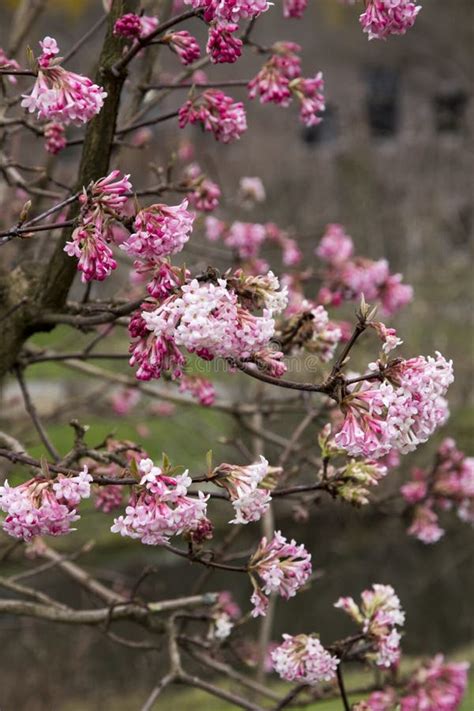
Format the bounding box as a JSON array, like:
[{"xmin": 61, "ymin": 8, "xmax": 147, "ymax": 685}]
[{"xmin": 0, "ymin": 1, "xmax": 470, "ymax": 709}]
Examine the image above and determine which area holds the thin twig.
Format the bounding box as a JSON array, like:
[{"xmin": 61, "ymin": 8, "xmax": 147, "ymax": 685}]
[{"xmin": 14, "ymin": 366, "xmax": 61, "ymax": 461}]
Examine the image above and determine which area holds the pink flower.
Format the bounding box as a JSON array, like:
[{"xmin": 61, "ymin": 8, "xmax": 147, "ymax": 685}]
[
  {"xmin": 179, "ymin": 374, "xmax": 216, "ymax": 406},
  {"xmin": 0, "ymin": 467, "xmax": 92, "ymax": 541},
  {"xmin": 179, "ymin": 89, "xmax": 247, "ymax": 143},
  {"xmin": 207, "ymin": 22, "xmax": 242, "ymax": 63},
  {"xmin": 271, "ymin": 634, "xmax": 339, "ymax": 684},
  {"xmin": 183, "ymin": 0, "xmax": 270, "ymax": 22},
  {"xmin": 355, "ymin": 689, "xmax": 397, "ymax": 711},
  {"xmin": 111, "ymin": 457, "xmax": 209, "ymax": 545},
  {"xmin": 335, "ymin": 353, "xmax": 454, "ymax": 459},
  {"xmin": 291, "ymin": 73, "xmax": 325, "ymax": 126},
  {"xmin": 122, "ymin": 199, "xmax": 195, "ymax": 259},
  {"xmin": 316, "ymin": 223, "xmax": 354, "ymax": 264},
  {"xmin": 335, "ymin": 584, "xmax": 405, "ymax": 668},
  {"xmin": 0, "ymin": 48, "xmax": 21, "ymax": 84},
  {"xmin": 249, "ymin": 531, "xmax": 312, "ymax": 616},
  {"xmin": 64, "ymin": 213, "xmax": 117, "ymax": 283},
  {"xmin": 225, "ymin": 221, "xmax": 266, "ymax": 259},
  {"xmin": 283, "ymin": 0, "xmax": 308, "ymax": 18},
  {"xmin": 113, "ymin": 13, "xmax": 159, "ymax": 39},
  {"xmin": 238, "ymin": 176, "xmax": 266, "ymax": 206},
  {"xmin": 407, "ymin": 503, "xmax": 444, "ymax": 544},
  {"xmin": 379, "ymin": 274, "xmax": 414, "ymax": 316},
  {"xmin": 165, "ymin": 31, "xmax": 201, "ymax": 65},
  {"xmin": 360, "ymin": 1, "xmax": 421, "ymax": 41},
  {"xmin": 185, "ymin": 164, "xmax": 221, "ymax": 212},
  {"xmin": 214, "ymin": 456, "xmax": 272, "ymax": 524},
  {"xmin": 83, "ymin": 170, "xmax": 132, "ymax": 214},
  {"xmin": 21, "ymin": 37, "xmax": 107, "ymax": 124},
  {"xmin": 248, "ymin": 43, "xmax": 301, "ymax": 106},
  {"xmin": 44, "ymin": 122, "xmax": 66, "ymax": 154},
  {"xmin": 110, "ymin": 387, "xmax": 141, "ymax": 415},
  {"xmin": 94, "ymin": 484, "xmax": 123, "ymax": 513},
  {"xmin": 401, "ymin": 655, "xmax": 469, "ymax": 711}
]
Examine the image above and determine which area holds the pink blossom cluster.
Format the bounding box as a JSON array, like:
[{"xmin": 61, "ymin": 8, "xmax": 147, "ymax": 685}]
[
  {"xmin": 179, "ymin": 374, "xmax": 216, "ymax": 406},
  {"xmin": 238, "ymin": 176, "xmax": 266, "ymax": 206},
  {"xmin": 205, "ymin": 216, "xmax": 302, "ymax": 269},
  {"xmin": 64, "ymin": 170, "xmax": 132, "ymax": 282},
  {"xmin": 122, "ymin": 200, "xmax": 195, "ymax": 260},
  {"xmin": 306, "ymin": 305, "xmax": 342, "ymax": 362},
  {"xmin": 21, "ymin": 37, "xmax": 107, "ymax": 125},
  {"xmin": 111, "ymin": 457, "xmax": 209, "ymax": 545},
  {"xmin": 113, "ymin": 13, "xmax": 159, "ymax": 39},
  {"xmin": 248, "ymin": 42, "xmax": 325, "ymax": 126},
  {"xmin": 44, "ymin": 122, "xmax": 66, "ymax": 154},
  {"xmin": 207, "ymin": 22, "xmax": 242, "ymax": 63},
  {"xmin": 283, "ymin": 0, "xmax": 308, "ymax": 19},
  {"xmin": 183, "ymin": 0, "xmax": 270, "ymax": 23},
  {"xmin": 249, "ymin": 531, "xmax": 312, "ymax": 616},
  {"xmin": 165, "ymin": 31, "xmax": 201, "ymax": 65},
  {"xmin": 0, "ymin": 47, "xmax": 21, "ymax": 84},
  {"xmin": 360, "ymin": 1, "xmax": 421, "ymax": 41},
  {"xmin": 209, "ymin": 590, "xmax": 242, "ymax": 640},
  {"xmin": 128, "ymin": 305, "xmax": 186, "ymax": 381},
  {"xmin": 133, "ymin": 259, "xmax": 188, "ymax": 300},
  {"xmin": 179, "ymin": 89, "xmax": 247, "ymax": 143},
  {"xmin": 183, "ymin": 163, "xmax": 221, "ymax": 212},
  {"xmin": 94, "ymin": 483, "xmax": 124, "ymax": 513},
  {"xmin": 213, "ymin": 456, "xmax": 272, "ymax": 524},
  {"xmin": 335, "ymin": 352, "xmax": 454, "ymax": 459},
  {"xmin": 335, "ymin": 584, "xmax": 405, "ymax": 667},
  {"xmin": 0, "ymin": 467, "xmax": 92, "ymax": 541},
  {"xmin": 315, "ymin": 224, "xmax": 413, "ymax": 316},
  {"xmin": 271, "ymin": 634, "xmax": 339, "ymax": 684},
  {"xmin": 356, "ymin": 655, "xmax": 469, "ymax": 711},
  {"xmin": 110, "ymin": 387, "xmax": 141, "ymax": 416},
  {"xmin": 130, "ymin": 274, "xmax": 285, "ymax": 380},
  {"xmin": 401, "ymin": 438, "xmax": 474, "ymax": 544}
]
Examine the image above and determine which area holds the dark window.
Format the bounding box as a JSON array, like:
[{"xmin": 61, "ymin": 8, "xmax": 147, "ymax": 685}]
[
  {"xmin": 365, "ymin": 66, "xmax": 400, "ymax": 138},
  {"xmin": 434, "ymin": 88, "xmax": 468, "ymax": 133}
]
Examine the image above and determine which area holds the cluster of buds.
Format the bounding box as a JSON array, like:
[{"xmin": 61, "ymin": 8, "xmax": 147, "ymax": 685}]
[
  {"xmin": 64, "ymin": 170, "xmax": 132, "ymax": 282},
  {"xmin": 179, "ymin": 89, "xmax": 247, "ymax": 143}
]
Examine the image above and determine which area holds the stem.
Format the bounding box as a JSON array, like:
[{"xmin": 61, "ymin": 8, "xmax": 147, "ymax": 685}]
[{"xmin": 336, "ymin": 664, "xmax": 351, "ymax": 711}]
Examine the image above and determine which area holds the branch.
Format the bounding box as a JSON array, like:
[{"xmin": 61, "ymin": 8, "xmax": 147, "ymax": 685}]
[
  {"xmin": 112, "ymin": 9, "xmax": 201, "ymax": 75},
  {"xmin": 14, "ymin": 365, "xmax": 61, "ymax": 460}
]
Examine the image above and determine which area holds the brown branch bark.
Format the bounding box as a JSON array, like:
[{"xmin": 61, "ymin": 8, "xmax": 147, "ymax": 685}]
[{"xmin": 0, "ymin": 0, "xmax": 138, "ymax": 379}]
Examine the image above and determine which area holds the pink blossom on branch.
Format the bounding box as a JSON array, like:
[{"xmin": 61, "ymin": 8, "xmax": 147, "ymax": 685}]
[
  {"xmin": 249, "ymin": 531, "xmax": 312, "ymax": 616},
  {"xmin": 183, "ymin": 0, "xmax": 271, "ymax": 23},
  {"xmin": 44, "ymin": 122, "xmax": 66, "ymax": 154},
  {"xmin": 179, "ymin": 90, "xmax": 247, "ymax": 143},
  {"xmin": 283, "ymin": 0, "xmax": 308, "ymax": 19},
  {"xmin": 335, "ymin": 583, "xmax": 405, "ymax": 667},
  {"xmin": 21, "ymin": 37, "xmax": 107, "ymax": 125},
  {"xmin": 360, "ymin": 1, "xmax": 422, "ymax": 41},
  {"xmin": 164, "ymin": 31, "xmax": 201, "ymax": 65},
  {"xmin": 213, "ymin": 456, "xmax": 273, "ymax": 524},
  {"xmin": 0, "ymin": 468, "xmax": 92, "ymax": 541},
  {"xmin": 113, "ymin": 13, "xmax": 159, "ymax": 39},
  {"xmin": 271, "ymin": 634, "xmax": 339, "ymax": 684},
  {"xmin": 111, "ymin": 457, "xmax": 210, "ymax": 545},
  {"xmin": 121, "ymin": 199, "xmax": 195, "ymax": 260},
  {"xmin": 206, "ymin": 22, "xmax": 243, "ymax": 63}
]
